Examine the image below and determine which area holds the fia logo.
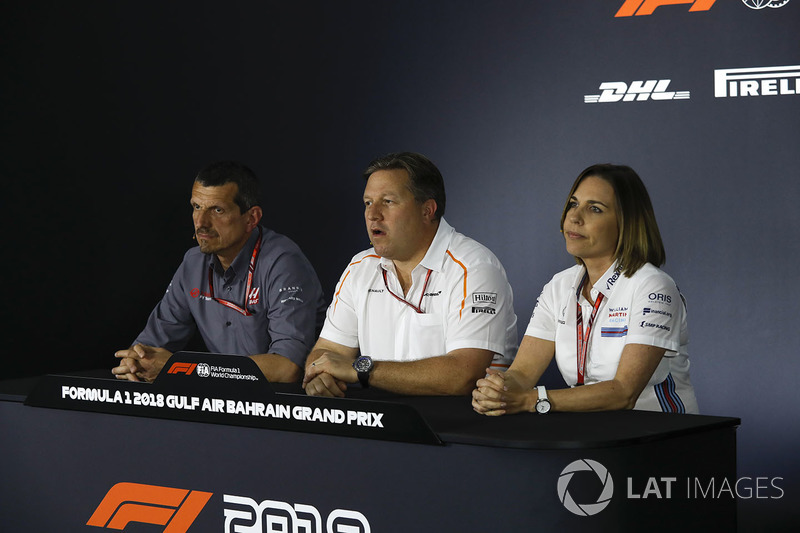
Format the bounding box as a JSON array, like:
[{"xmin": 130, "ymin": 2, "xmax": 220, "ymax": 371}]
[{"xmin": 585, "ymin": 80, "xmax": 690, "ymax": 103}]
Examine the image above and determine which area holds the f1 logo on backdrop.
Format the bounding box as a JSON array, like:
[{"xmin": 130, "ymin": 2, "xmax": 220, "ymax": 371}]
[
  {"xmin": 616, "ymin": 0, "xmax": 717, "ymax": 17},
  {"xmin": 87, "ymin": 482, "xmax": 212, "ymax": 532},
  {"xmin": 585, "ymin": 80, "xmax": 690, "ymax": 103}
]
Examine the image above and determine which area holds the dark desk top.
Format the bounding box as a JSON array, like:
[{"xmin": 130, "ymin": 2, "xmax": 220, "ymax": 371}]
[{"xmin": 1, "ymin": 370, "xmax": 740, "ymax": 450}]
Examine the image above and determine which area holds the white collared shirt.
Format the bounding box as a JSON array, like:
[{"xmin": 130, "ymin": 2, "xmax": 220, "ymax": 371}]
[
  {"xmin": 525, "ymin": 262, "xmax": 698, "ymax": 413},
  {"xmin": 320, "ymin": 218, "xmax": 518, "ymax": 368}
]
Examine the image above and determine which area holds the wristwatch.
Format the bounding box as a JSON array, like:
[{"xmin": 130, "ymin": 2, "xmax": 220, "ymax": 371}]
[
  {"xmin": 352, "ymin": 355, "xmax": 374, "ymax": 388},
  {"xmin": 535, "ymin": 385, "xmax": 551, "ymax": 414}
]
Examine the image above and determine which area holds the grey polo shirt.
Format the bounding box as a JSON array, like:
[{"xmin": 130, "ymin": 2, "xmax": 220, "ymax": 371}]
[{"xmin": 134, "ymin": 225, "xmax": 326, "ymax": 368}]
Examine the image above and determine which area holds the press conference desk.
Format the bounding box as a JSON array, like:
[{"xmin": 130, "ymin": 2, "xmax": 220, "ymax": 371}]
[{"xmin": 1, "ymin": 370, "xmax": 739, "ymax": 533}]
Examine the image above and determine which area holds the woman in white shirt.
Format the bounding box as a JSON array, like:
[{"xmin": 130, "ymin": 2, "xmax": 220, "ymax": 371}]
[{"xmin": 472, "ymin": 164, "xmax": 698, "ymax": 415}]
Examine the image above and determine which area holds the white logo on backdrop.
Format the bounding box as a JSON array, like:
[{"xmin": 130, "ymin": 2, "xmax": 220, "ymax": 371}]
[
  {"xmin": 742, "ymin": 0, "xmax": 791, "ymax": 9},
  {"xmin": 585, "ymin": 80, "xmax": 690, "ymax": 103},
  {"xmin": 557, "ymin": 459, "xmax": 614, "ymax": 516},
  {"xmin": 714, "ymin": 65, "xmax": 800, "ymax": 98}
]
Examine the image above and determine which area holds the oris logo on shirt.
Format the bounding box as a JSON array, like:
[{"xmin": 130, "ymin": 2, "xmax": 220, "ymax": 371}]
[{"xmin": 648, "ymin": 293, "xmax": 672, "ymax": 304}]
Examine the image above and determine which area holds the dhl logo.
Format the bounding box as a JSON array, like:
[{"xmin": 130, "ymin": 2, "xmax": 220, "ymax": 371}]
[
  {"xmin": 616, "ymin": 0, "xmax": 717, "ymax": 17},
  {"xmin": 87, "ymin": 482, "xmax": 212, "ymax": 532}
]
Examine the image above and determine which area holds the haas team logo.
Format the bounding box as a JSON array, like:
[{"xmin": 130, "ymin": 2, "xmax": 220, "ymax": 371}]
[
  {"xmin": 248, "ymin": 287, "xmax": 261, "ymax": 306},
  {"xmin": 87, "ymin": 482, "xmax": 212, "ymax": 532}
]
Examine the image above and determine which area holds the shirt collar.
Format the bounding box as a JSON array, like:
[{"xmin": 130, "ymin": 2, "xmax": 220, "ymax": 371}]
[
  {"xmin": 377, "ymin": 217, "xmax": 455, "ymax": 275},
  {"xmin": 570, "ymin": 261, "xmax": 623, "ymax": 300},
  {"xmin": 211, "ymin": 225, "xmax": 262, "ymax": 279}
]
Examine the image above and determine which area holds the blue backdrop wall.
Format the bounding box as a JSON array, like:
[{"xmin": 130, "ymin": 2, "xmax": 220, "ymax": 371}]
[{"xmin": 2, "ymin": 1, "xmax": 798, "ymax": 529}]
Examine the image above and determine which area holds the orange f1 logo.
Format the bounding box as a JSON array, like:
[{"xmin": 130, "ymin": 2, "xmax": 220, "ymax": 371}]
[
  {"xmin": 87, "ymin": 482, "xmax": 212, "ymax": 532},
  {"xmin": 167, "ymin": 363, "xmax": 198, "ymax": 375},
  {"xmin": 616, "ymin": 0, "xmax": 717, "ymax": 17}
]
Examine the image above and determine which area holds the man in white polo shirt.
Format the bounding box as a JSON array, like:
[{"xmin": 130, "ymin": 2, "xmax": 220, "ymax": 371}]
[{"xmin": 302, "ymin": 152, "xmax": 517, "ymax": 397}]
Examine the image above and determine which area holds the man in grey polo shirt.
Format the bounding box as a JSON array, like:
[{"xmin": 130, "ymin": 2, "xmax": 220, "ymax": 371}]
[{"xmin": 112, "ymin": 161, "xmax": 326, "ymax": 383}]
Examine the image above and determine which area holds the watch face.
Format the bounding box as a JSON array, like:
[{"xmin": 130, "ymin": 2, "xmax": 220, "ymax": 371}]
[
  {"xmin": 536, "ymin": 400, "xmax": 551, "ymax": 414},
  {"xmin": 353, "ymin": 356, "xmax": 372, "ymax": 373}
]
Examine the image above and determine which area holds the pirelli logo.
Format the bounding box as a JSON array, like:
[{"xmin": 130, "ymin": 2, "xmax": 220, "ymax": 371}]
[
  {"xmin": 714, "ymin": 65, "xmax": 800, "ymax": 98},
  {"xmin": 87, "ymin": 482, "xmax": 212, "ymax": 532}
]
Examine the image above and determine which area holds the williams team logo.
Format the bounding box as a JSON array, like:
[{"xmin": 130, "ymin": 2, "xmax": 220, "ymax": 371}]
[
  {"xmin": 87, "ymin": 482, "xmax": 212, "ymax": 532},
  {"xmin": 585, "ymin": 80, "xmax": 690, "ymax": 103},
  {"xmin": 558, "ymin": 459, "xmax": 615, "ymax": 516}
]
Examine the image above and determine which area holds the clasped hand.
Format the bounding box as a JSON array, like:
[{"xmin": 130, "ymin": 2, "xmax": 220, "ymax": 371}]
[
  {"xmin": 472, "ymin": 369, "xmax": 533, "ymax": 416},
  {"xmin": 302, "ymin": 351, "xmax": 354, "ymax": 397},
  {"xmin": 112, "ymin": 344, "xmax": 172, "ymax": 382}
]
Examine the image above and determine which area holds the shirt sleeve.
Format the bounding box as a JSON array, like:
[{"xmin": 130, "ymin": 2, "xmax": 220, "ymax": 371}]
[
  {"xmin": 133, "ymin": 261, "xmax": 198, "ymax": 352},
  {"xmin": 626, "ymin": 272, "xmax": 684, "ymax": 355},
  {"xmin": 262, "ymin": 248, "xmax": 327, "ymax": 368},
  {"xmin": 444, "ymin": 261, "xmax": 517, "ymax": 356},
  {"xmin": 524, "ymin": 277, "xmax": 558, "ymax": 342},
  {"xmin": 318, "ymin": 261, "xmax": 361, "ymax": 349}
]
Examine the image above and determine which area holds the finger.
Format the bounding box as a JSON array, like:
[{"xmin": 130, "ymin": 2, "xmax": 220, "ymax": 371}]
[
  {"xmin": 474, "ymin": 395, "xmax": 506, "ymax": 411},
  {"xmin": 483, "ymin": 373, "xmax": 507, "ymax": 389},
  {"xmin": 132, "ymin": 344, "xmax": 147, "ymax": 359},
  {"xmin": 475, "ymin": 378, "xmax": 504, "ymax": 394},
  {"xmin": 114, "ymin": 349, "xmax": 134, "ymax": 359},
  {"xmin": 316, "ymin": 373, "xmax": 346, "ymax": 398},
  {"xmin": 306, "ymin": 377, "xmax": 336, "ymax": 397},
  {"xmin": 303, "ymin": 364, "xmax": 323, "ymax": 385},
  {"xmin": 474, "ymin": 384, "xmax": 503, "ymax": 401}
]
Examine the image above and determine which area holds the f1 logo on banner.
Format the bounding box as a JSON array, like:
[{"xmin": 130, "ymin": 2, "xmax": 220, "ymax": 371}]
[
  {"xmin": 167, "ymin": 362, "xmax": 198, "ymax": 375},
  {"xmin": 87, "ymin": 482, "xmax": 212, "ymax": 532},
  {"xmin": 616, "ymin": 0, "xmax": 717, "ymax": 17}
]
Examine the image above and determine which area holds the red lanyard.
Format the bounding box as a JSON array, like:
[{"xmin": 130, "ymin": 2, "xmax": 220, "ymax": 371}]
[
  {"xmin": 207, "ymin": 227, "xmax": 262, "ymax": 316},
  {"xmin": 575, "ymin": 274, "xmax": 604, "ymax": 385},
  {"xmin": 381, "ymin": 266, "xmax": 433, "ymax": 314}
]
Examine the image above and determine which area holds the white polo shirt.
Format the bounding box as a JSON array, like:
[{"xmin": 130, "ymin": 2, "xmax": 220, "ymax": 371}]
[
  {"xmin": 525, "ymin": 262, "xmax": 698, "ymax": 413},
  {"xmin": 320, "ymin": 218, "xmax": 518, "ymax": 368}
]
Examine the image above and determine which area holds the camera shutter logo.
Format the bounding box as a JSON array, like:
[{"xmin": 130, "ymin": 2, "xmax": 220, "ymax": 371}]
[
  {"xmin": 742, "ymin": 0, "xmax": 791, "ymax": 9},
  {"xmin": 557, "ymin": 459, "xmax": 614, "ymax": 516}
]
